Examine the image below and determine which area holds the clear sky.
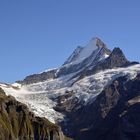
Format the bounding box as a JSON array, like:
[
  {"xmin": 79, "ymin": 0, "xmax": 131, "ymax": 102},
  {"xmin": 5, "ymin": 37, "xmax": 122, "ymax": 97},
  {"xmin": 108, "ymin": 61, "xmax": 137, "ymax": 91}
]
[{"xmin": 0, "ymin": 0, "xmax": 140, "ymax": 83}]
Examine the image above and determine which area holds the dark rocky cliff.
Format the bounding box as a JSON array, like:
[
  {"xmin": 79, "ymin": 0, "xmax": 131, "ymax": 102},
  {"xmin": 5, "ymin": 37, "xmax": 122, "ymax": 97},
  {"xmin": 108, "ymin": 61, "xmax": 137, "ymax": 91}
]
[
  {"xmin": 80, "ymin": 47, "xmax": 130, "ymax": 77},
  {"xmin": 59, "ymin": 74, "xmax": 140, "ymax": 140},
  {"xmin": 17, "ymin": 69, "xmax": 57, "ymax": 85}
]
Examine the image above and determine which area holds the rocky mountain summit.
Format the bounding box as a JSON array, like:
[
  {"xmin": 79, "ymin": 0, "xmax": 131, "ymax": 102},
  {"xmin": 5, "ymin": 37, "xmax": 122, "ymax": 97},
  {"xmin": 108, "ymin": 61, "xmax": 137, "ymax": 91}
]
[{"xmin": 0, "ymin": 37, "xmax": 140, "ymax": 140}]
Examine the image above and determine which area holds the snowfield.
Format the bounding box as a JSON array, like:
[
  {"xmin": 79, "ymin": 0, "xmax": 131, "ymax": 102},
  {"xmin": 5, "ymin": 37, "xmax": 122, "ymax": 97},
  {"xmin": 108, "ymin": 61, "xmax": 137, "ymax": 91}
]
[{"xmin": 0, "ymin": 64, "xmax": 140, "ymax": 123}]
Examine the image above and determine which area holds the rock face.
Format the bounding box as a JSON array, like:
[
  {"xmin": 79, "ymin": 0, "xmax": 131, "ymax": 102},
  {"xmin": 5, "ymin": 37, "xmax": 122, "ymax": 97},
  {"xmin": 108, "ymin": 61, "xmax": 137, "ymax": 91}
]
[
  {"xmin": 80, "ymin": 47, "xmax": 131, "ymax": 78},
  {"xmin": 17, "ymin": 69, "xmax": 57, "ymax": 85},
  {"xmin": 61, "ymin": 75, "xmax": 140, "ymax": 140},
  {"xmin": 100, "ymin": 47, "xmax": 130, "ymax": 68},
  {"xmin": 0, "ymin": 88, "xmax": 65, "ymax": 140}
]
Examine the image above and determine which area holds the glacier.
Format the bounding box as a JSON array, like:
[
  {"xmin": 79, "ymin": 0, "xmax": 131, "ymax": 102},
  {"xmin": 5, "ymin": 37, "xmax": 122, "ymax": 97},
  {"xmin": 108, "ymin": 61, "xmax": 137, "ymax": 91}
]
[{"xmin": 1, "ymin": 64, "xmax": 140, "ymax": 123}]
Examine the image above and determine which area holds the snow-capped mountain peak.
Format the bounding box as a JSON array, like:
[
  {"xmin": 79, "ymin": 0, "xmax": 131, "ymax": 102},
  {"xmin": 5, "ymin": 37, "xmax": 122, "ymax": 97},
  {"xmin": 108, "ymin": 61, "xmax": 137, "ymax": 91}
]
[
  {"xmin": 1, "ymin": 37, "xmax": 139, "ymax": 125},
  {"xmin": 64, "ymin": 37, "xmax": 108, "ymax": 65},
  {"xmin": 16, "ymin": 38, "xmax": 112, "ymax": 84},
  {"xmin": 88, "ymin": 37, "xmax": 107, "ymax": 48},
  {"xmin": 0, "ymin": 37, "xmax": 140, "ymax": 140}
]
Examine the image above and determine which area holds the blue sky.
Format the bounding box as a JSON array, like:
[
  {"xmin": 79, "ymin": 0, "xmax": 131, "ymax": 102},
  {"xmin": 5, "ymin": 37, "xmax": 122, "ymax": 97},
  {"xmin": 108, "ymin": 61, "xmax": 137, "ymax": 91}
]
[{"xmin": 0, "ymin": 0, "xmax": 140, "ymax": 83}]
